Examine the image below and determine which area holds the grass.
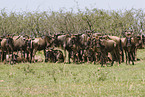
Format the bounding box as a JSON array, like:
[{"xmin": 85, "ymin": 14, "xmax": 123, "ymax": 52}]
[{"xmin": 0, "ymin": 49, "xmax": 145, "ymax": 96}]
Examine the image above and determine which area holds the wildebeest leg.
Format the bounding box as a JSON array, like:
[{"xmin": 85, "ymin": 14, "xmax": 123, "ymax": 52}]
[
  {"xmin": 20, "ymin": 48, "xmax": 25, "ymax": 63},
  {"xmin": 28, "ymin": 51, "xmax": 32, "ymax": 63},
  {"xmin": 0, "ymin": 53, "xmax": 1, "ymax": 62},
  {"xmin": 114, "ymin": 49, "xmax": 121, "ymax": 66},
  {"xmin": 45, "ymin": 51, "xmax": 49, "ymax": 62},
  {"xmin": 110, "ymin": 52, "xmax": 114, "ymax": 66},
  {"xmin": 100, "ymin": 52, "xmax": 105, "ymax": 67},
  {"xmin": 10, "ymin": 51, "xmax": 14, "ymax": 65},
  {"xmin": 75, "ymin": 52, "xmax": 80, "ymax": 63},
  {"xmin": 131, "ymin": 52, "xmax": 134, "ymax": 65},
  {"xmin": 2, "ymin": 51, "xmax": 6, "ymax": 63},
  {"xmin": 23, "ymin": 51, "xmax": 25, "ymax": 59},
  {"xmin": 2, "ymin": 51, "xmax": 4, "ymax": 61},
  {"xmin": 32, "ymin": 49, "xmax": 36, "ymax": 62},
  {"xmin": 134, "ymin": 48, "xmax": 139, "ymax": 61},
  {"xmin": 68, "ymin": 51, "xmax": 71, "ymax": 64},
  {"xmin": 111, "ymin": 60, "xmax": 114, "ymax": 66},
  {"xmin": 44, "ymin": 49, "xmax": 47, "ymax": 62},
  {"xmin": 100, "ymin": 57, "xmax": 104, "ymax": 67},
  {"xmin": 64, "ymin": 49, "xmax": 67, "ymax": 63},
  {"xmin": 78, "ymin": 50, "xmax": 82, "ymax": 63},
  {"xmin": 26, "ymin": 51, "xmax": 29, "ymax": 61},
  {"xmin": 82, "ymin": 54, "xmax": 85, "ymax": 63},
  {"xmin": 72, "ymin": 51, "xmax": 76, "ymax": 63},
  {"xmin": 125, "ymin": 51, "xmax": 128, "ymax": 64},
  {"xmin": 0, "ymin": 51, "xmax": 3, "ymax": 62},
  {"xmin": 128, "ymin": 52, "xmax": 131, "ymax": 65},
  {"xmin": 122, "ymin": 51, "xmax": 124, "ymax": 62}
]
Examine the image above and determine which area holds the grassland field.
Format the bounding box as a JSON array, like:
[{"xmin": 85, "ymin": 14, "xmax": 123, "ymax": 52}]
[{"xmin": 0, "ymin": 49, "xmax": 145, "ymax": 97}]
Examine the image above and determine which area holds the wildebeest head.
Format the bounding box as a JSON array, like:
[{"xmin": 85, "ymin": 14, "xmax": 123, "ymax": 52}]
[
  {"xmin": 6, "ymin": 35, "xmax": 14, "ymax": 52},
  {"xmin": 92, "ymin": 38, "xmax": 104, "ymax": 53},
  {"xmin": 25, "ymin": 39, "xmax": 33, "ymax": 50},
  {"xmin": 125, "ymin": 36, "xmax": 132, "ymax": 52},
  {"xmin": 69, "ymin": 36, "xmax": 76, "ymax": 48},
  {"xmin": 52, "ymin": 34, "xmax": 66, "ymax": 47},
  {"xmin": 43, "ymin": 35, "xmax": 55, "ymax": 48},
  {"xmin": 134, "ymin": 35, "xmax": 144, "ymax": 49}
]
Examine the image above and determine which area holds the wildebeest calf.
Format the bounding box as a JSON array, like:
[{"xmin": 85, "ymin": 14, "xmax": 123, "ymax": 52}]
[
  {"xmin": 45, "ymin": 49, "xmax": 64, "ymax": 63},
  {"xmin": 6, "ymin": 52, "xmax": 28, "ymax": 64}
]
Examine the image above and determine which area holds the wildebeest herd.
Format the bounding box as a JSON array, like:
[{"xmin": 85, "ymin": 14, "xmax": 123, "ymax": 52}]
[{"xmin": 0, "ymin": 30, "xmax": 144, "ymax": 66}]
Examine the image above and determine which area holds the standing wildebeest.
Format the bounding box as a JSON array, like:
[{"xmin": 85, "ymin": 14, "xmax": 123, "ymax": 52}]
[
  {"xmin": 12, "ymin": 35, "xmax": 29, "ymax": 61},
  {"xmin": 77, "ymin": 33, "xmax": 95, "ymax": 63},
  {"xmin": 1, "ymin": 35, "xmax": 14, "ymax": 64},
  {"xmin": 132, "ymin": 34, "xmax": 144, "ymax": 61},
  {"xmin": 0, "ymin": 37, "xmax": 3, "ymax": 61},
  {"xmin": 25, "ymin": 35, "xmax": 54, "ymax": 62},
  {"xmin": 122, "ymin": 32, "xmax": 135, "ymax": 65},
  {"xmin": 94, "ymin": 38, "xmax": 121, "ymax": 66},
  {"xmin": 53, "ymin": 34, "xmax": 81, "ymax": 63},
  {"xmin": 53, "ymin": 34, "xmax": 70, "ymax": 63},
  {"xmin": 104, "ymin": 35, "xmax": 123, "ymax": 62}
]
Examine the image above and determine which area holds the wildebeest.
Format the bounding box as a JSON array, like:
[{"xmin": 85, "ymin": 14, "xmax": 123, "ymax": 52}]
[
  {"xmin": 45, "ymin": 48, "xmax": 64, "ymax": 63},
  {"xmin": 94, "ymin": 37, "xmax": 121, "ymax": 66},
  {"xmin": 104, "ymin": 35, "xmax": 123, "ymax": 62},
  {"xmin": 122, "ymin": 32, "xmax": 135, "ymax": 65},
  {"xmin": 0, "ymin": 37, "xmax": 3, "ymax": 61},
  {"xmin": 6, "ymin": 51, "xmax": 28, "ymax": 64},
  {"xmin": 12, "ymin": 35, "xmax": 29, "ymax": 61},
  {"xmin": 25, "ymin": 35, "xmax": 55, "ymax": 62},
  {"xmin": 53, "ymin": 34, "xmax": 75, "ymax": 63},
  {"xmin": 132, "ymin": 34, "xmax": 144, "ymax": 61},
  {"xmin": 1, "ymin": 34, "xmax": 14, "ymax": 64}
]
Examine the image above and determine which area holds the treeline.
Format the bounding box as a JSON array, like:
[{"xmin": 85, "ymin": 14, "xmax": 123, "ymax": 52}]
[{"xmin": 0, "ymin": 8, "xmax": 145, "ymax": 37}]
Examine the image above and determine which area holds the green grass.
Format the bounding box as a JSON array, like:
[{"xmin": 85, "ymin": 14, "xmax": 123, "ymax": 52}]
[{"xmin": 0, "ymin": 49, "xmax": 145, "ymax": 97}]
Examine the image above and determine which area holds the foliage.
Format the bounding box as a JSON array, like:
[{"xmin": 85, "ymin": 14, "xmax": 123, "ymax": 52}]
[{"xmin": 0, "ymin": 8, "xmax": 145, "ymax": 37}]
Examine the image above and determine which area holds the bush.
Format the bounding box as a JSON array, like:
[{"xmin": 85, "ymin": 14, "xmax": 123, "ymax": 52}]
[{"xmin": 0, "ymin": 8, "xmax": 145, "ymax": 36}]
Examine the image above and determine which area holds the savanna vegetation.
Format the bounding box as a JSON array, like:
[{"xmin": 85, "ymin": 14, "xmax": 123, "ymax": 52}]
[
  {"xmin": 0, "ymin": 8, "xmax": 145, "ymax": 37},
  {"xmin": 0, "ymin": 8, "xmax": 145, "ymax": 96},
  {"xmin": 0, "ymin": 49, "xmax": 145, "ymax": 96}
]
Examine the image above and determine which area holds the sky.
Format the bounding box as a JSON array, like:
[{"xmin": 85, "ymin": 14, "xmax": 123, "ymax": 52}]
[{"xmin": 0, "ymin": 0, "xmax": 145, "ymax": 13}]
